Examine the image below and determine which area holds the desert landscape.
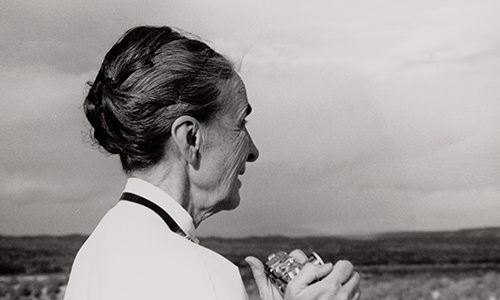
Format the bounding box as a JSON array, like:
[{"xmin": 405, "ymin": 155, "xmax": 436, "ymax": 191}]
[{"xmin": 1, "ymin": 227, "xmax": 500, "ymax": 300}]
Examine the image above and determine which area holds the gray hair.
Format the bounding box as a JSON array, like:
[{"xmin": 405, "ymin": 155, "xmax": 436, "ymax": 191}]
[{"xmin": 84, "ymin": 26, "xmax": 235, "ymax": 173}]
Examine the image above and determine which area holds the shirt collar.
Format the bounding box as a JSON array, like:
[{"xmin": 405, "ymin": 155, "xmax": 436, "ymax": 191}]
[{"xmin": 123, "ymin": 177, "xmax": 197, "ymax": 240}]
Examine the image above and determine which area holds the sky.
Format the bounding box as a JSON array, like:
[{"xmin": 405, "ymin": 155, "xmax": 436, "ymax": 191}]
[{"xmin": 1, "ymin": 0, "xmax": 499, "ymax": 237}]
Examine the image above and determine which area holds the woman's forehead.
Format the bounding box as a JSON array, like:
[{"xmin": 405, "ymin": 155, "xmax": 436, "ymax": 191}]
[
  {"xmin": 230, "ymin": 74, "xmax": 246, "ymax": 96},
  {"xmin": 219, "ymin": 75, "xmax": 249, "ymax": 114}
]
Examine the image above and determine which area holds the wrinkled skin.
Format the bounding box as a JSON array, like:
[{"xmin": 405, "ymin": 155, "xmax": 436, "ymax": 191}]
[
  {"xmin": 192, "ymin": 75, "xmax": 259, "ymax": 223},
  {"xmin": 246, "ymin": 250, "xmax": 361, "ymax": 300}
]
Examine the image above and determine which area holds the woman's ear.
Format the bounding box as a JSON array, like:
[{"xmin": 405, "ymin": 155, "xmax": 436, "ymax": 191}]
[{"xmin": 171, "ymin": 116, "xmax": 201, "ymax": 167}]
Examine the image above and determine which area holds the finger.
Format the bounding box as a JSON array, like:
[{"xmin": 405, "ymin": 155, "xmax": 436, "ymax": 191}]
[
  {"xmin": 343, "ymin": 271, "xmax": 360, "ymax": 291},
  {"xmin": 351, "ymin": 287, "xmax": 361, "ymax": 300},
  {"xmin": 328, "ymin": 260, "xmax": 354, "ymax": 285},
  {"xmin": 289, "ymin": 249, "xmax": 308, "ymax": 264},
  {"xmin": 291, "ymin": 262, "xmax": 333, "ymax": 289}
]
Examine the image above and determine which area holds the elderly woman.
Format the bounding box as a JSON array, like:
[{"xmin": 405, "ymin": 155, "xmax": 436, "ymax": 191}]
[{"xmin": 64, "ymin": 26, "xmax": 360, "ymax": 300}]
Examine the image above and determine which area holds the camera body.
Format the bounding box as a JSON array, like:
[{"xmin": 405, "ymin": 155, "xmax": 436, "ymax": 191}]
[{"xmin": 264, "ymin": 251, "xmax": 324, "ymax": 297}]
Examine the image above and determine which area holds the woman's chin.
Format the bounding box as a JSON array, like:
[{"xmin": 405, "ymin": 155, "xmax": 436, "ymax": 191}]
[
  {"xmin": 225, "ymin": 194, "xmax": 241, "ymax": 211},
  {"xmin": 224, "ymin": 188, "xmax": 241, "ymax": 211}
]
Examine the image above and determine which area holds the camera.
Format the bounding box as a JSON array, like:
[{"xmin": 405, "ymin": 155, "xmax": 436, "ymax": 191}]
[{"xmin": 264, "ymin": 251, "xmax": 324, "ymax": 297}]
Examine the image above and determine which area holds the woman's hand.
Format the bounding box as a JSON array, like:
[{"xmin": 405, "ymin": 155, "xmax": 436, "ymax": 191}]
[{"xmin": 245, "ymin": 250, "xmax": 361, "ymax": 300}]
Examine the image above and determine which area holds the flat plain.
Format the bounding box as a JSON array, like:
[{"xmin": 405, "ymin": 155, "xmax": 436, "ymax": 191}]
[{"xmin": 1, "ymin": 227, "xmax": 499, "ymax": 300}]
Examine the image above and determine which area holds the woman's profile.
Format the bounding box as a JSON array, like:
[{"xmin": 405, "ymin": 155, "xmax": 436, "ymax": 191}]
[{"xmin": 64, "ymin": 25, "xmax": 360, "ymax": 300}]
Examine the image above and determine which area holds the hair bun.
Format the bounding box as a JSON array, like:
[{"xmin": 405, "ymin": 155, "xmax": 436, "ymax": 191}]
[
  {"xmin": 83, "ymin": 25, "xmax": 235, "ymax": 173},
  {"xmin": 84, "ymin": 76, "xmax": 124, "ymax": 155}
]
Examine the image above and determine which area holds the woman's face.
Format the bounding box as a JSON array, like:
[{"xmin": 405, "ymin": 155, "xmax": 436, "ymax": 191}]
[{"xmin": 195, "ymin": 75, "xmax": 259, "ymax": 216}]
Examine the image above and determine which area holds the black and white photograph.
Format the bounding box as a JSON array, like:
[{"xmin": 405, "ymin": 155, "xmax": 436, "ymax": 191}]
[{"xmin": 1, "ymin": 1, "xmax": 499, "ymax": 299}]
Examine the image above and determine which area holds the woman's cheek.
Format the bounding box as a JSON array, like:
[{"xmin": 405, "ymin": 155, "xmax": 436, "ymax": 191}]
[{"xmin": 224, "ymin": 134, "xmax": 248, "ymax": 181}]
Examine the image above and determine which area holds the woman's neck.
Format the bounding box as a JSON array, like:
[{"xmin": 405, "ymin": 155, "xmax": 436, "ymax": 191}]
[{"xmin": 129, "ymin": 160, "xmax": 210, "ymax": 227}]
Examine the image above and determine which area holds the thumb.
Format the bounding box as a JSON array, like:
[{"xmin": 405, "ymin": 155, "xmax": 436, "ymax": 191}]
[
  {"xmin": 245, "ymin": 256, "xmax": 267, "ymax": 286},
  {"xmin": 245, "ymin": 256, "xmax": 278, "ymax": 300}
]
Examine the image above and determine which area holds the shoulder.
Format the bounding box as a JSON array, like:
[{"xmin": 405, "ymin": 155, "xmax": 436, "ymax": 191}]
[{"xmin": 66, "ymin": 201, "xmax": 245, "ymax": 300}]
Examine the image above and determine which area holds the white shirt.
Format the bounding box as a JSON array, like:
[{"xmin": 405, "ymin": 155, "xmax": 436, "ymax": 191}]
[{"xmin": 64, "ymin": 178, "xmax": 248, "ymax": 300}]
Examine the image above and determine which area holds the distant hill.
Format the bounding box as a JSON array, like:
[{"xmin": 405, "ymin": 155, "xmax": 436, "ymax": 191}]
[
  {"xmin": 1, "ymin": 227, "xmax": 499, "ymax": 275},
  {"xmin": 201, "ymin": 227, "xmax": 500, "ymax": 269},
  {"xmin": 373, "ymin": 227, "xmax": 500, "ymax": 240},
  {"xmin": 0, "ymin": 235, "xmax": 87, "ymax": 275}
]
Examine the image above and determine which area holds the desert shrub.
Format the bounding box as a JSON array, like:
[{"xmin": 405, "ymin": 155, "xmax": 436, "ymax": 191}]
[
  {"xmin": 45, "ymin": 276, "xmax": 66, "ymax": 300},
  {"xmin": 355, "ymin": 271, "xmax": 500, "ymax": 300},
  {"xmin": 0, "ymin": 283, "xmax": 9, "ymax": 297}
]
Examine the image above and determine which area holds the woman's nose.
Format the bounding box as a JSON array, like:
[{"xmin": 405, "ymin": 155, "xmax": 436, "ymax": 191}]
[{"xmin": 247, "ymin": 135, "xmax": 259, "ymax": 162}]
